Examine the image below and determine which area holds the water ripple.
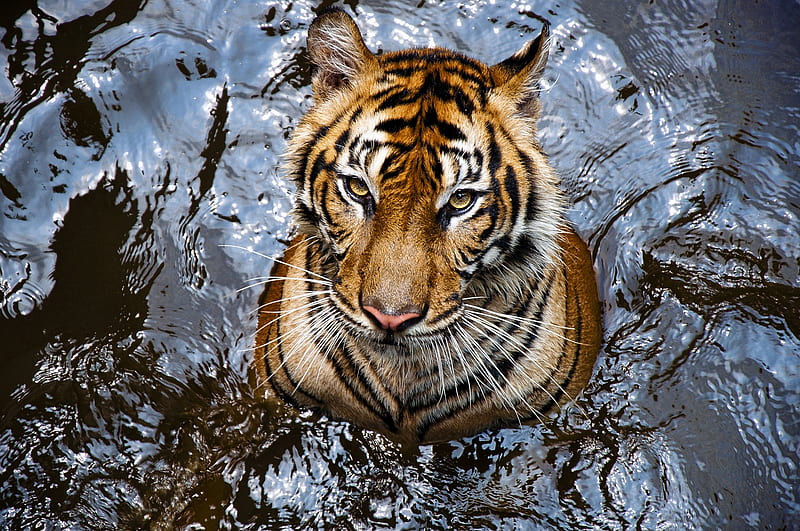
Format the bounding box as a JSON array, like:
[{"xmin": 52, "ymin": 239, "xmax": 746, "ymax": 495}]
[{"xmin": 1, "ymin": 0, "xmax": 798, "ymax": 529}]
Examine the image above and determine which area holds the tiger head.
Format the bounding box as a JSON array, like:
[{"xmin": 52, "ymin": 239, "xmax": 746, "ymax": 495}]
[{"xmin": 286, "ymin": 9, "xmax": 564, "ymax": 345}]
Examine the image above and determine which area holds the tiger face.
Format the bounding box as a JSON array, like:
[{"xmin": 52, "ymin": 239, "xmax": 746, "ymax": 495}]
[
  {"xmin": 288, "ymin": 10, "xmax": 563, "ymax": 342},
  {"xmin": 255, "ymin": 8, "xmax": 601, "ymax": 444}
]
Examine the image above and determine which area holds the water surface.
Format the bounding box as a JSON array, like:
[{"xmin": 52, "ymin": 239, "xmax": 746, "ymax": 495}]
[{"xmin": 1, "ymin": 0, "xmax": 798, "ymax": 528}]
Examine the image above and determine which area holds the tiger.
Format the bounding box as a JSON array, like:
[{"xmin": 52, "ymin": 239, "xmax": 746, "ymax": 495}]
[{"xmin": 253, "ymin": 8, "xmax": 602, "ymax": 445}]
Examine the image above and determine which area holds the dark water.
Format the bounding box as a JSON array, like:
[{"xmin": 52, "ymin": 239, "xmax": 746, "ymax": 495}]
[{"xmin": 1, "ymin": 0, "xmax": 798, "ymax": 528}]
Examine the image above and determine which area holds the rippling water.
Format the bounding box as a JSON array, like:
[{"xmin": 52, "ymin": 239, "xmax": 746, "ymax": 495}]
[{"xmin": 1, "ymin": 0, "xmax": 798, "ymax": 528}]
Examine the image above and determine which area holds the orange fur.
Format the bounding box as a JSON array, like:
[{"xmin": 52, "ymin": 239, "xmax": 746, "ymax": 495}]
[{"xmin": 253, "ymin": 9, "xmax": 601, "ymax": 444}]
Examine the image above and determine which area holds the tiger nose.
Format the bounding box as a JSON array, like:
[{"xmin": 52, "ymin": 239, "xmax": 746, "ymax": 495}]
[{"xmin": 362, "ymin": 303, "xmax": 424, "ymax": 332}]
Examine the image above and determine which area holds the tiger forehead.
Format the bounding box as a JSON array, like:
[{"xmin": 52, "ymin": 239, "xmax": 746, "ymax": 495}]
[
  {"xmin": 375, "ymin": 48, "xmax": 493, "ymax": 115},
  {"xmin": 329, "ymin": 49, "xmax": 497, "ymax": 193}
]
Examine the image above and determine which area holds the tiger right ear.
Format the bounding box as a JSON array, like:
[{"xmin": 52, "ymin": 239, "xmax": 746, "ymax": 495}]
[
  {"xmin": 490, "ymin": 26, "xmax": 550, "ymax": 119},
  {"xmin": 307, "ymin": 9, "xmax": 378, "ymax": 100}
]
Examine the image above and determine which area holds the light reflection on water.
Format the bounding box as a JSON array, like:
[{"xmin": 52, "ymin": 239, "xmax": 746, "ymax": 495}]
[{"xmin": 1, "ymin": 0, "xmax": 798, "ymax": 528}]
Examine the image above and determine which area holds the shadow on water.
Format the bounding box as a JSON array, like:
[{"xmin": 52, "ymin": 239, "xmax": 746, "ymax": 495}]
[
  {"xmin": 1, "ymin": 0, "xmax": 799, "ymax": 529},
  {"xmin": 0, "ymin": 169, "xmax": 145, "ymax": 399}
]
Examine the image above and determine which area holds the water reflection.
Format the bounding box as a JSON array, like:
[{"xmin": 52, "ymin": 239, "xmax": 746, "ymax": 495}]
[{"xmin": 1, "ymin": 0, "xmax": 798, "ymax": 529}]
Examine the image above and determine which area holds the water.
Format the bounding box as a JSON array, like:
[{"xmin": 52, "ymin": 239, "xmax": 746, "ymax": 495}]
[{"xmin": 1, "ymin": 0, "xmax": 798, "ymax": 528}]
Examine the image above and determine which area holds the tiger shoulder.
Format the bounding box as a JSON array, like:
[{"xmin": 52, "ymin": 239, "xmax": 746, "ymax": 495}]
[{"xmin": 253, "ymin": 8, "xmax": 602, "ymax": 445}]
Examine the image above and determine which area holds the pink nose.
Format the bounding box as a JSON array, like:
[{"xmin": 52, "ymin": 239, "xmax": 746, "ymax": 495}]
[{"xmin": 362, "ymin": 305, "xmax": 422, "ymax": 332}]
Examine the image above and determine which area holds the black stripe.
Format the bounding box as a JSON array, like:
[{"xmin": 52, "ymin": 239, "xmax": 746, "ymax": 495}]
[
  {"xmin": 456, "ymin": 268, "xmax": 474, "ymax": 280},
  {"xmin": 472, "ymin": 148, "xmax": 485, "ymax": 178},
  {"xmin": 422, "ymin": 105, "xmax": 464, "ymax": 141},
  {"xmin": 440, "ymin": 62, "xmax": 488, "ymax": 81},
  {"xmin": 375, "ymin": 117, "xmax": 413, "ymax": 133},
  {"xmin": 331, "ymin": 288, "xmax": 358, "ymax": 315},
  {"xmin": 438, "ymin": 144, "xmax": 472, "ymax": 162},
  {"xmin": 503, "ymin": 234, "xmax": 540, "ymax": 271},
  {"xmin": 477, "ymin": 202, "xmax": 498, "ymax": 241},
  {"xmin": 318, "ymin": 180, "xmax": 338, "ymax": 231},
  {"xmin": 504, "ymin": 165, "xmax": 521, "ymax": 223},
  {"xmin": 377, "ymin": 155, "xmax": 401, "ymax": 183},
  {"xmin": 489, "ymin": 235, "xmax": 511, "ymax": 254},
  {"xmin": 376, "ymin": 88, "xmax": 416, "ymax": 110},
  {"xmin": 410, "ymin": 145, "xmax": 439, "ymax": 192},
  {"xmin": 334, "ymin": 129, "xmax": 350, "ymax": 151},
  {"xmin": 371, "ymin": 84, "xmax": 407, "ymax": 102},
  {"xmin": 457, "ymin": 248, "xmax": 473, "ymax": 264},
  {"xmin": 435, "ymin": 145, "xmax": 484, "ymax": 185},
  {"xmin": 420, "ymin": 71, "xmax": 476, "ymax": 117},
  {"xmin": 382, "ymin": 67, "xmax": 417, "ymax": 78},
  {"xmin": 380, "ymin": 168, "xmax": 402, "ymax": 183},
  {"xmin": 437, "ymin": 119, "xmax": 467, "ymax": 142},
  {"xmin": 308, "ymin": 149, "xmax": 332, "ymax": 193},
  {"xmin": 517, "ymin": 152, "xmax": 540, "ymax": 222},
  {"xmin": 435, "ymin": 78, "xmax": 476, "ymax": 116},
  {"xmin": 267, "ymin": 273, "xmax": 328, "ymax": 407},
  {"xmin": 292, "ymin": 201, "xmax": 320, "ymax": 227},
  {"xmin": 428, "ymin": 304, "xmax": 460, "ymax": 326},
  {"xmin": 291, "ymin": 144, "xmax": 311, "ymax": 186},
  {"xmin": 261, "ymin": 316, "xmax": 299, "ymax": 408},
  {"xmin": 485, "ymin": 124, "xmax": 502, "ymax": 175},
  {"xmin": 350, "ymin": 138, "xmax": 412, "ymax": 167}
]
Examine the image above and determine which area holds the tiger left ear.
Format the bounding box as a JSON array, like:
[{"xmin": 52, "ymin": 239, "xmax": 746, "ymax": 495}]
[
  {"xmin": 307, "ymin": 8, "xmax": 379, "ymax": 100},
  {"xmin": 490, "ymin": 26, "xmax": 550, "ymax": 119}
]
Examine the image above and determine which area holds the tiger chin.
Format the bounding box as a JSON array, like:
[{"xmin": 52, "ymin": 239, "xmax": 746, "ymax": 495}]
[{"xmin": 253, "ymin": 8, "xmax": 602, "ymax": 445}]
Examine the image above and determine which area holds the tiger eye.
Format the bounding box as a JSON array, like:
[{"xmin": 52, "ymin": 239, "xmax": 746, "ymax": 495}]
[
  {"xmin": 448, "ymin": 190, "xmax": 474, "ymax": 211},
  {"xmin": 347, "ymin": 177, "xmax": 370, "ymax": 198}
]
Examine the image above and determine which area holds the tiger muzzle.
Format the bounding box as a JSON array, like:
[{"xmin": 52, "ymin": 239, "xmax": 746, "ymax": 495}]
[{"xmin": 354, "ymin": 223, "xmax": 436, "ymax": 333}]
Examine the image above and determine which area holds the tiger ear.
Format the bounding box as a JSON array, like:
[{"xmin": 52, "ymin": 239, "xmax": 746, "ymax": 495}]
[
  {"xmin": 490, "ymin": 26, "xmax": 550, "ymax": 119},
  {"xmin": 307, "ymin": 8, "xmax": 378, "ymax": 100}
]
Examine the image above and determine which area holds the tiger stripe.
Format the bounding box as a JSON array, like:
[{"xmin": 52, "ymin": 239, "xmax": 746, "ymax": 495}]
[{"xmin": 254, "ymin": 9, "xmax": 602, "ymax": 444}]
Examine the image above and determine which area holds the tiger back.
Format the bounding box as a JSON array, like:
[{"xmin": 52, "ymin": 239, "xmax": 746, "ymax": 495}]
[{"xmin": 253, "ymin": 9, "xmax": 602, "ymax": 444}]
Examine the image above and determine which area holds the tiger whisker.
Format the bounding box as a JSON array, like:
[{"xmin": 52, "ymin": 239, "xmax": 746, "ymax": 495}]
[
  {"xmin": 434, "ymin": 334, "xmax": 453, "ymax": 402},
  {"xmin": 285, "ymin": 306, "xmax": 341, "ymax": 393},
  {"xmin": 254, "ymin": 303, "xmax": 337, "ymax": 392},
  {"xmin": 463, "ymin": 303, "xmax": 590, "ymax": 346},
  {"xmin": 460, "ymin": 320, "xmax": 553, "ymax": 424},
  {"xmin": 252, "ymin": 297, "xmax": 332, "ymax": 347},
  {"xmin": 221, "ymin": 242, "xmax": 332, "ymax": 283},
  {"xmin": 237, "ymin": 276, "xmax": 333, "ymax": 294},
  {"xmin": 445, "ymin": 325, "xmax": 475, "ymax": 405},
  {"xmin": 456, "ymin": 318, "xmax": 546, "ymax": 424},
  {"xmin": 462, "ymin": 321, "xmax": 547, "ymax": 424},
  {"xmin": 462, "ymin": 310, "xmax": 589, "ymax": 420},
  {"xmin": 255, "ymin": 289, "xmax": 335, "ymax": 314},
  {"xmin": 249, "ymin": 306, "xmax": 331, "ymax": 366}
]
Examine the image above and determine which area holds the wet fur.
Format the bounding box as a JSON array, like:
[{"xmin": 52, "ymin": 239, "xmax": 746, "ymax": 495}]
[{"xmin": 252, "ymin": 9, "xmax": 601, "ymax": 444}]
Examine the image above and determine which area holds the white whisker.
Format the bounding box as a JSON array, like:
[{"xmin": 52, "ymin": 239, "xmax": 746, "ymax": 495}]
[
  {"xmin": 236, "ymin": 275, "xmax": 333, "ymax": 294},
  {"xmin": 220, "ymin": 242, "xmax": 332, "ymax": 282},
  {"xmin": 461, "ymin": 308, "xmax": 589, "ymax": 420}
]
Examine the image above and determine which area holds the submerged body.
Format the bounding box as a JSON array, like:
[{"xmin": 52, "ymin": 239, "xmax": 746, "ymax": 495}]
[{"xmin": 254, "ymin": 9, "xmax": 601, "ymax": 444}]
